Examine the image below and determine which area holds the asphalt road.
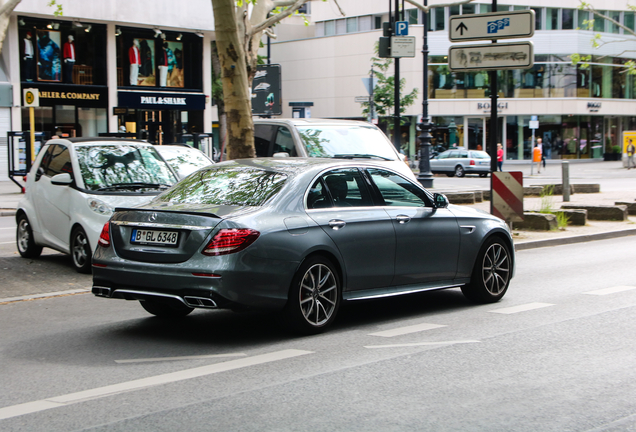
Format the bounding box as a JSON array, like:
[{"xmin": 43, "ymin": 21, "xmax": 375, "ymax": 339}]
[{"xmin": 1, "ymin": 236, "xmax": 635, "ymax": 431}]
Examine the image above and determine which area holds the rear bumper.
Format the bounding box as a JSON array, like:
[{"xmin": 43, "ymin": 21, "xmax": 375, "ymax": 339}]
[{"xmin": 91, "ymin": 253, "xmax": 299, "ymax": 310}]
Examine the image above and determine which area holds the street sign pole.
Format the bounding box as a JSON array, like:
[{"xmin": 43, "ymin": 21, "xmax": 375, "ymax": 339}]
[
  {"xmin": 489, "ymin": 0, "xmax": 498, "ymax": 215},
  {"xmin": 393, "ymin": 0, "xmax": 401, "ymax": 152}
]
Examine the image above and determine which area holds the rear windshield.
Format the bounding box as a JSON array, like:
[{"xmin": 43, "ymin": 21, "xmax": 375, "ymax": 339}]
[
  {"xmin": 297, "ymin": 125, "xmax": 397, "ymax": 160},
  {"xmin": 76, "ymin": 144, "xmax": 176, "ymax": 191},
  {"xmin": 471, "ymin": 151, "xmax": 490, "ymax": 159},
  {"xmin": 156, "ymin": 166, "xmax": 287, "ymax": 206}
]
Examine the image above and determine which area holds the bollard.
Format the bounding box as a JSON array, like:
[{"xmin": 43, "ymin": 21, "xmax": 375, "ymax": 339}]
[{"xmin": 562, "ymin": 161, "xmax": 570, "ymax": 202}]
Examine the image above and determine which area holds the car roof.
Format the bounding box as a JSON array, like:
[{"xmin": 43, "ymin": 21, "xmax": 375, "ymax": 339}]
[
  {"xmin": 46, "ymin": 137, "xmax": 153, "ymax": 147},
  {"xmin": 253, "ymin": 118, "xmax": 374, "ymax": 128}
]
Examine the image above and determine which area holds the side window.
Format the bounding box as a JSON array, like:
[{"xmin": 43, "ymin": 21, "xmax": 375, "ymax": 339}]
[
  {"xmin": 44, "ymin": 145, "xmax": 73, "ymax": 177},
  {"xmin": 254, "ymin": 124, "xmax": 276, "ymax": 157},
  {"xmin": 459, "ymin": 151, "xmax": 468, "ymax": 158},
  {"xmin": 273, "ymin": 126, "xmax": 297, "ymax": 156},
  {"xmin": 36, "ymin": 145, "xmax": 56, "ymax": 180},
  {"xmin": 367, "ymin": 168, "xmax": 431, "ymax": 207},
  {"xmin": 306, "ymin": 178, "xmax": 332, "ymax": 209},
  {"xmin": 322, "ymin": 168, "xmax": 373, "ymax": 208},
  {"xmin": 438, "ymin": 152, "xmax": 448, "ymax": 159},
  {"xmin": 448, "ymin": 151, "xmax": 459, "ymax": 158}
]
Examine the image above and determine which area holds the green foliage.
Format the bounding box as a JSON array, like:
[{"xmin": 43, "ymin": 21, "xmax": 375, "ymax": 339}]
[
  {"xmin": 47, "ymin": 0, "xmax": 63, "ymax": 16},
  {"xmin": 538, "ymin": 185, "xmax": 569, "ymax": 230},
  {"xmin": 361, "ymin": 44, "xmax": 419, "ymax": 129},
  {"xmin": 555, "ymin": 211, "xmax": 570, "ymax": 230}
]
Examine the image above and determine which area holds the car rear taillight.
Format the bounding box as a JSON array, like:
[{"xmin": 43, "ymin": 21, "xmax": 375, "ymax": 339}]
[
  {"xmin": 202, "ymin": 229, "xmax": 260, "ymax": 256},
  {"xmin": 98, "ymin": 222, "xmax": 110, "ymax": 247},
  {"xmin": 470, "ymin": 159, "xmax": 475, "ymax": 166}
]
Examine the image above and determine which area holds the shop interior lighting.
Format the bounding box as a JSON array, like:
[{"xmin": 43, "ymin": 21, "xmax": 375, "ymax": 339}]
[
  {"xmin": 18, "ymin": 19, "xmax": 25, "ymax": 26},
  {"xmin": 47, "ymin": 22, "xmax": 53, "ymax": 29},
  {"xmin": 115, "ymin": 28, "xmax": 122, "ymax": 36},
  {"xmin": 195, "ymin": 31, "xmax": 204, "ymax": 37},
  {"xmin": 84, "ymin": 24, "xmax": 91, "ymax": 33},
  {"xmin": 73, "ymin": 20, "xmax": 83, "ymax": 28},
  {"xmin": 176, "ymin": 33, "xmax": 182, "ymax": 41},
  {"xmin": 154, "ymin": 28, "xmax": 162, "ymax": 37},
  {"xmin": 53, "ymin": 23, "xmax": 59, "ymax": 29}
]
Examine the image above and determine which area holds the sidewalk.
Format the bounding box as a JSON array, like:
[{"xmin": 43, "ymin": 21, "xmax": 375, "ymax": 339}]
[{"xmin": 1, "ymin": 169, "xmax": 635, "ymax": 249}]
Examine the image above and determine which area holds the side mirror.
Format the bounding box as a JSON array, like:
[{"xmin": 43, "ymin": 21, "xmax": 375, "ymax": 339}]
[
  {"xmin": 273, "ymin": 152, "xmax": 290, "ymax": 158},
  {"xmin": 433, "ymin": 193, "xmax": 449, "ymax": 209},
  {"xmin": 51, "ymin": 173, "xmax": 73, "ymax": 186}
]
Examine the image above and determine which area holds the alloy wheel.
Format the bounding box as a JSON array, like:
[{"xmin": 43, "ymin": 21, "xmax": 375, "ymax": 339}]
[
  {"xmin": 17, "ymin": 219, "xmax": 31, "ymax": 254},
  {"xmin": 299, "ymin": 263, "xmax": 338, "ymax": 327},
  {"xmin": 72, "ymin": 230, "xmax": 89, "ymax": 268},
  {"xmin": 481, "ymin": 243, "xmax": 510, "ymax": 296}
]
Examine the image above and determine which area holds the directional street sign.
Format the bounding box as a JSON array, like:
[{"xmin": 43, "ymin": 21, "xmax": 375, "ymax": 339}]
[
  {"xmin": 448, "ymin": 41, "xmax": 534, "ymax": 71},
  {"xmin": 449, "ymin": 10, "xmax": 535, "ymax": 42}
]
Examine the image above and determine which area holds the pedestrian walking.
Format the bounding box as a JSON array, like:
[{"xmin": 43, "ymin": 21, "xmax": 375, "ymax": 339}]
[
  {"xmin": 537, "ymin": 137, "xmax": 546, "ymax": 168},
  {"xmin": 497, "ymin": 143, "xmax": 504, "ymax": 171},
  {"xmin": 627, "ymin": 139, "xmax": 635, "ymax": 169},
  {"xmin": 533, "ymin": 143, "xmax": 542, "ymax": 174}
]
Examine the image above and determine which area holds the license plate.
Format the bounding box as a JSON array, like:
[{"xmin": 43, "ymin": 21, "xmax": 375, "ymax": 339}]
[{"xmin": 131, "ymin": 229, "xmax": 178, "ymax": 246}]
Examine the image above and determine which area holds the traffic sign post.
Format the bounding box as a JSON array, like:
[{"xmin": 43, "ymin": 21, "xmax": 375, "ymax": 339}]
[
  {"xmin": 492, "ymin": 172, "xmax": 524, "ymax": 224},
  {"xmin": 448, "ymin": 41, "xmax": 534, "ymax": 71},
  {"xmin": 23, "ymin": 88, "xmax": 39, "ymax": 163},
  {"xmin": 449, "ymin": 10, "xmax": 535, "ymax": 42},
  {"xmin": 395, "ymin": 21, "xmax": 408, "ymax": 36}
]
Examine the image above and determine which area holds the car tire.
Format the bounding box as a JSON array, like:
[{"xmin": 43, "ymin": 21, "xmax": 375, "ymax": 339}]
[
  {"xmin": 16, "ymin": 214, "xmax": 43, "ymax": 259},
  {"xmin": 479, "ymin": 173, "xmax": 488, "ymax": 178},
  {"xmin": 454, "ymin": 165, "xmax": 465, "ymax": 177},
  {"xmin": 140, "ymin": 299, "xmax": 194, "ymax": 318},
  {"xmin": 71, "ymin": 227, "xmax": 92, "ymax": 274},
  {"xmin": 462, "ymin": 237, "xmax": 512, "ymax": 303},
  {"xmin": 284, "ymin": 256, "xmax": 341, "ymax": 335}
]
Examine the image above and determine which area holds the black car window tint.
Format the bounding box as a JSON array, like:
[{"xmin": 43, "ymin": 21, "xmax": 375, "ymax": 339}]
[
  {"xmin": 44, "ymin": 145, "xmax": 73, "ymax": 177},
  {"xmin": 254, "ymin": 124, "xmax": 277, "ymax": 157},
  {"xmin": 322, "ymin": 168, "xmax": 373, "ymax": 207},
  {"xmin": 460, "ymin": 151, "xmax": 468, "ymax": 158},
  {"xmin": 367, "ymin": 168, "xmax": 430, "ymax": 207},
  {"xmin": 273, "ymin": 126, "xmax": 297, "ymax": 156},
  {"xmin": 306, "ymin": 179, "xmax": 332, "ymax": 209}
]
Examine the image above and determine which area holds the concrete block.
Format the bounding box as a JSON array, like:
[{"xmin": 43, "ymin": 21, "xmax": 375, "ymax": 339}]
[
  {"xmin": 512, "ymin": 213, "xmax": 558, "ymax": 231},
  {"xmin": 615, "ymin": 201, "xmax": 636, "ymax": 215},
  {"xmin": 444, "ymin": 192, "xmax": 475, "ymax": 204},
  {"xmin": 561, "ymin": 204, "xmax": 628, "ymax": 221},
  {"xmin": 473, "ymin": 190, "xmax": 483, "ymax": 202},
  {"xmin": 523, "ymin": 186, "xmax": 544, "ymax": 196},
  {"xmin": 530, "ymin": 184, "xmax": 574, "ymax": 195},
  {"xmin": 571, "ymin": 184, "xmax": 601, "ymax": 193},
  {"xmin": 483, "ymin": 190, "xmax": 490, "ymax": 200},
  {"xmin": 555, "ymin": 209, "xmax": 587, "ymax": 226}
]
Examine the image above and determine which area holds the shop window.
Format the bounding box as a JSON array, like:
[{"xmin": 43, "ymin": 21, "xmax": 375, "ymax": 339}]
[
  {"xmin": 594, "ymin": 11, "xmax": 606, "ymax": 32},
  {"xmin": 78, "ymin": 107, "xmax": 107, "ymax": 137}
]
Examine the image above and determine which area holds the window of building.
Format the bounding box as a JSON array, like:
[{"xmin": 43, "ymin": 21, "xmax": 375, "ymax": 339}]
[
  {"xmin": 578, "ymin": 10, "xmax": 591, "ymax": 30},
  {"xmin": 315, "ymin": 22, "xmax": 324, "ymax": 37},
  {"xmin": 462, "ymin": 4, "xmax": 476, "ymax": 14},
  {"xmin": 609, "ymin": 11, "xmax": 621, "ymax": 33},
  {"xmin": 435, "ymin": 7, "xmax": 445, "ymax": 31},
  {"xmin": 514, "ymin": 6, "xmax": 527, "ymax": 11},
  {"xmin": 546, "ymin": 8, "xmax": 559, "ymax": 30},
  {"xmin": 346, "ymin": 17, "xmax": 357, "ymax": 33},
  {"xmin": 335, "ymin": 19, "xmax": 346, "ymax": 34},
  {"xmin": 478, "ymin": 4, "xmax": 491, "ymax": 13},
  {"xmin": 324, "ymin": 20, "xmax": 335, "ymax": 36},
  {"xmin": 359, "ymin": 16, "xmax": 372, "ymax": 31},
  {"xmin": 450, "ymin": 5, "xmax": 460, "ymax": 16},
  {"xmin": 562, "ymin": 9, "xmax": 574, "ymax": 29},
  {"xmin": 406, "ymin": 8, "xmax": 419, "ymax": 24},
  {"xmin": 594, "ymin": 11, "xmax": 606, "ymax": 32},
  {"xmin": 625, "ymin": 12, "xmax": 635, "ymax": 31},
  {"xmin": 497, "ymin": 5, "xmax": 510, "ymax": 12},
  {"xmin": 530, "ymin": 7, "xmax": 542, "ymax": 30}
]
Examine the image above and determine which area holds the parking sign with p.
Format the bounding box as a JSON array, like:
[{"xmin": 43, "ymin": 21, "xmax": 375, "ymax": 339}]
[{"xmin": 395, "ymin": 21, "xmax": 408, "ymax": 36}]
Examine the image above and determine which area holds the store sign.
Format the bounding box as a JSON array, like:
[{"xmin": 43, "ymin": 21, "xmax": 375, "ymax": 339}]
[
  {"xmin": 118, "ymin": 91, "xmax": 206, "ymax": 110},
  {"xmin": 251, "ymin": 64, "xmax": 282, "ymax": 116},
  {"xmin": 23, "ymin": 84, "xmax": 108, "ymax": 107},
  {"xmin": 477, "ymin": 101, "xmax": 508, "ymax": 113},
  {"xmin": 587, "ymin": 102, "xmax": 601, "ymax": 112}
]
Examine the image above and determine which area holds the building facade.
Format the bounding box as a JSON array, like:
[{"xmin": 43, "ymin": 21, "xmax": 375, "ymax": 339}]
[
  {"xmin": 1, "ymin": 0, "xmax": 215, "ymax": 180},
  {"xmin": 269, "ymin": 0, "xmax": 636, "ymax": 162}
]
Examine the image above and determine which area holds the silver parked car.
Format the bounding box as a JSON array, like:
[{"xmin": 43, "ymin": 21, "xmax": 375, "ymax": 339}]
[
  {"xmin": 430, "ymin": 149, "xmax": 491, "ymax": 177},
  {"xmin": 92, "ymin": 158, "xmax": 514, "ymax": 334},
  {"xmin": 154, "ymin": 144, "xmax": 214, "ymax": 180}
]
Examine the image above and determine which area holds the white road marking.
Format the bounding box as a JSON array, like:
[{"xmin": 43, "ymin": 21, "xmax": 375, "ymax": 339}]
[
  {"xmin": 0, "ymin": 241, "xmax": 15, "ymax": 244},
  {"xmin": 489, "ymin": 302, "xmax": 554, "ymax": 314},
  {"xmin": 365, "ymin": 340, "xmax": 480, "ymax": 349},
  {"xmin": 0, "ymin": 227, "xmax": 14, "ymax": 230},
  {"xmin": 0, "ymin": 349, "xmax": 312, "ymax": 421},
  {"xmin": 584, "ymin": 286, "xmax": 636, "ymax": 296},
  {"xmin": 115, "ymin": 353, "xmax": 247, "ymax": 364},
  {"xmin": 369, "ymin": 322, "xmax": 446, "ymax": 338},
  {"xmin": 0, "ymin": 289, "xmax": 90, "ymax": 304}
]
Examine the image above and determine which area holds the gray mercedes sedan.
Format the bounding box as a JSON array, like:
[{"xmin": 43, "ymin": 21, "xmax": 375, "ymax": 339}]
[{"xmin": 92, "ymin": 158, "xmax": 514, "ymax": 334}]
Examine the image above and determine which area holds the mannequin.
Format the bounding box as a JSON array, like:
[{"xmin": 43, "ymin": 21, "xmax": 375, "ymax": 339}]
[
  {"xmin": 23, "ymin": 32, "xmax": 34, "ymax": 81},
  {"xmin": 63, "ymin": 35, "xmax": 75, "ymax": 83},
  {"xmin": 128, "ymin": 39, "xmax": 140, "ymax": 85},
  {"xmin": 158, "ymin": 41, "xmax": 168, "ymax": 87}
]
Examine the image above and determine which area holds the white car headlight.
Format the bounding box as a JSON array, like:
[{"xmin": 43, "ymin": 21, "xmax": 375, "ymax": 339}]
[{"xmin": 87, "ymin": 198, "xmax": 113, "ymax": 216}]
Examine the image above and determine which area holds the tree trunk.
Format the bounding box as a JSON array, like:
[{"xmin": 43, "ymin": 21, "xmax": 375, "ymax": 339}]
[
  {"xmin": 0, "ymin": 0, "xmax": 22, "ymax": 54},
  {"xmin": 212, "ymin": 0, "xmax": 255, "ymax": 159},
  {"xmin": 211, "ymin": 42, "xmax": 228, "ymax": 161}
]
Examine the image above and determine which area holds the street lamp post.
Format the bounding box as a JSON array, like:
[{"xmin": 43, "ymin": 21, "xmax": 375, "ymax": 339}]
[{"xmin": 417, "ymin": 0, "xmax": 434, "ymax": 188}]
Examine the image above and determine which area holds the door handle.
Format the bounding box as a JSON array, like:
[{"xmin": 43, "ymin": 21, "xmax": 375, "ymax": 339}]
[
  {"xmin": 328, "ymin": 219, "xmax": 346, "ymax": 230},
  {"xmin": 396, "ymin": 215, "xmax": 411, "ymax": 224}
]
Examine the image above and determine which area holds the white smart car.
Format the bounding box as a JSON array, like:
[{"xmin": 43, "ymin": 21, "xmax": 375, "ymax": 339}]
[{"xmin": 16, "ymin": 138, "xmax": 178, "ymax": 273}]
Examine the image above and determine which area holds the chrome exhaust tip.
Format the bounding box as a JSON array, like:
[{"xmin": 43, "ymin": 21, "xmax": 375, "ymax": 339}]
[
  {"xmin": 184, "ymin": 296, "xmax": 218, "ymax": 308},
  {"xmin": 92, "ymin": 286, "xmax": 112, "ymax": 297}
]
